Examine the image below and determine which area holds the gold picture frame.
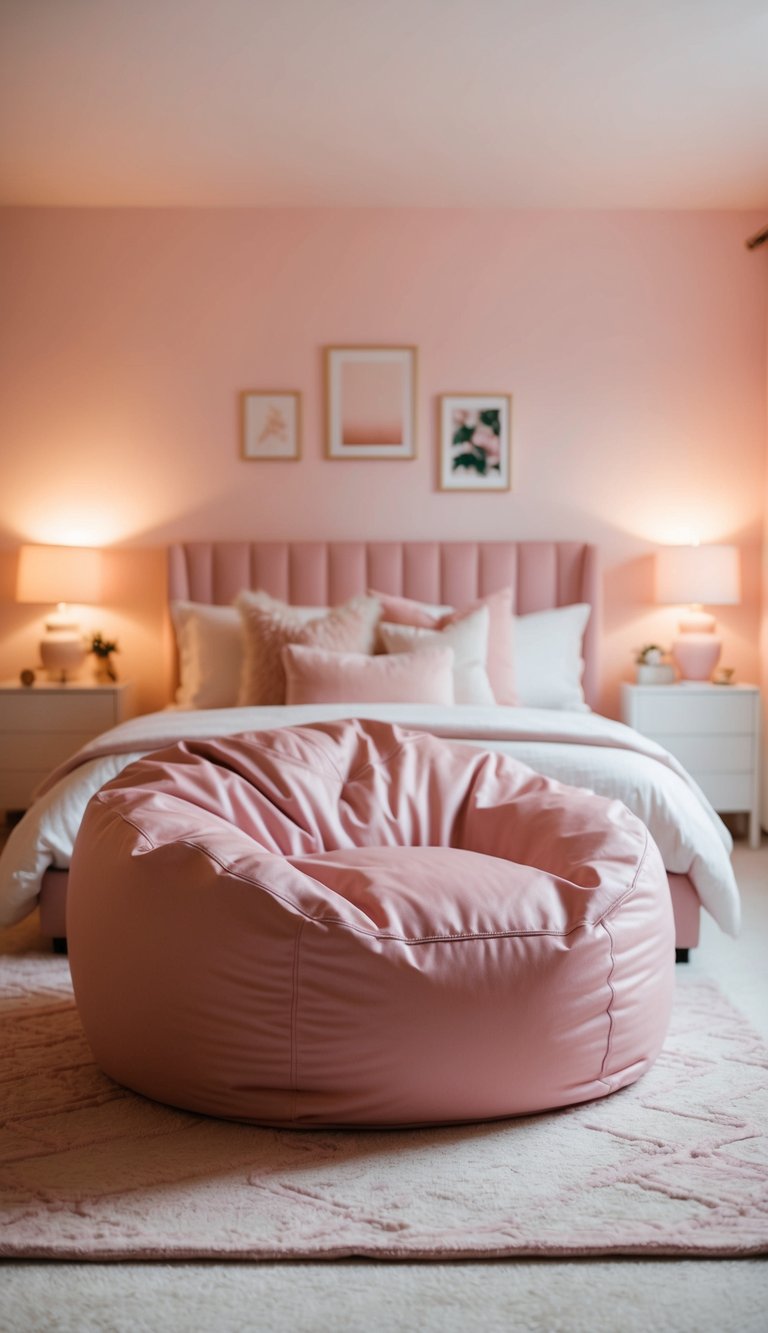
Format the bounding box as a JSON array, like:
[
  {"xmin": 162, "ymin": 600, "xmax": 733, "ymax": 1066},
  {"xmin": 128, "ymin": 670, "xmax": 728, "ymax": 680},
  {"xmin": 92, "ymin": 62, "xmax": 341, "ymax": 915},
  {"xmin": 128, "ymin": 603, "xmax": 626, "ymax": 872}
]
[
  {"xmin": 438, "ymin": 394, "xmax": 512, "ymax": 491},
  {"xmin": 325, "ymin": 346, "xmax": 417, "ymax": 459},
  {"xmin": 240, "ymin": 391, "xmax": 301, "ymax": 461}
]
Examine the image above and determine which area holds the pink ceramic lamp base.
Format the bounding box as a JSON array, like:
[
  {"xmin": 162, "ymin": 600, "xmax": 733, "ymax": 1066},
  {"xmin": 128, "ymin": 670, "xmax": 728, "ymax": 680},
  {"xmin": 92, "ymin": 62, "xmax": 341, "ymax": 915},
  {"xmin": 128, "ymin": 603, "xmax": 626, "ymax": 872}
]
[{"xmin": 672, "ymin": 633, "xmax": 722, "ymax": 681}]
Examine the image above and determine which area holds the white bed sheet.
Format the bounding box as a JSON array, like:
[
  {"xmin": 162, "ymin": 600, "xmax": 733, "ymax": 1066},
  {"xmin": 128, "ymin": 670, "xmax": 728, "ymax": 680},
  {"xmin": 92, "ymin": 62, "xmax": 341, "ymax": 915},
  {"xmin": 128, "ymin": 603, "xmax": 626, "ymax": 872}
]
[{"xmin": 0, "ymin": 703, "xmax": 739, "ymax": 935}]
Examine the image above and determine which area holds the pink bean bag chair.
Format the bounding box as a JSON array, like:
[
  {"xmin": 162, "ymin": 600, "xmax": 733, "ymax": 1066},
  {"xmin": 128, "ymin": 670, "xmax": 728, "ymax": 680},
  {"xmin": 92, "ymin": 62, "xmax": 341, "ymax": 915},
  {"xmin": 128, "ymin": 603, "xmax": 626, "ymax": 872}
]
[{"xmin": 68, "ymin": 719, "xmax": 675, "ymax": 1127}]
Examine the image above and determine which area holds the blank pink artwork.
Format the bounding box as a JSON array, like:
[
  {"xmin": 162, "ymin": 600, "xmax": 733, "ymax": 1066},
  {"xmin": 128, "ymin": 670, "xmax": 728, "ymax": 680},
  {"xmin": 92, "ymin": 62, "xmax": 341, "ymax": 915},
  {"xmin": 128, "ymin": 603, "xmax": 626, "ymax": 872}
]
[{"xmin": 340, "ymin": 360, "xmax": 404, "ymax": 447}]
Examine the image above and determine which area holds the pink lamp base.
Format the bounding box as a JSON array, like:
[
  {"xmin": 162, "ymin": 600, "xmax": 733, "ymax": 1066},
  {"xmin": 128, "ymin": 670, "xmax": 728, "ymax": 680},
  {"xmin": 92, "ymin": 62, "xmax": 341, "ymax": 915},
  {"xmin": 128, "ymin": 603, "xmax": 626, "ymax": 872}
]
[{"xmin": 672, "ymin": 634, "xmax": 722, "ymax": 681}]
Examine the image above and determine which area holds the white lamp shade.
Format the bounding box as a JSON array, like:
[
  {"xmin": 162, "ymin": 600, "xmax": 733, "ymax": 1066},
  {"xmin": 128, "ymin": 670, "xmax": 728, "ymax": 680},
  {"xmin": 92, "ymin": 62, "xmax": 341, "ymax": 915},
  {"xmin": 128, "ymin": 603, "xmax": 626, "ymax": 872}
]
[
  {"xmin": 655, "ymin": 544, "xmax": 740, "ymax": 606},
  {"xmin": 16, "ymin": 544, "xmax": 102, "ymax": 605}
]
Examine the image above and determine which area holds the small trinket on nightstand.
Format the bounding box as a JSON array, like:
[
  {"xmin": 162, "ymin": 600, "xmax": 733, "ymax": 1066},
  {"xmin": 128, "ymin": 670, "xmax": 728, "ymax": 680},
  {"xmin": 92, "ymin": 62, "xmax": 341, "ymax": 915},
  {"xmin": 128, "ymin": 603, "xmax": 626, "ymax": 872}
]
[
  {"xmin": 19, "ymin": 668, "xmax": 36, "ymax": 687},
  {"xmin": 713, "ymin": 667, "xmax": 735, "ymax": 685},
  {"xmin": 634, "ymin": 644, "xmax": 675, "ymax": 685}
]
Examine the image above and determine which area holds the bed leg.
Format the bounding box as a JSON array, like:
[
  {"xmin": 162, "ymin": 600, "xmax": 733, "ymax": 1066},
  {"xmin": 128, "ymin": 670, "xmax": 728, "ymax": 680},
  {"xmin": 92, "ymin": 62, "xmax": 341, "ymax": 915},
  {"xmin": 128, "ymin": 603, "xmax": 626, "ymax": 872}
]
[
  {"xmin": 675, "ymin": 947, "xmax": 690, "ymax": 964},
  {"xmin": 52, "ymin": 937, "xmax": 68, "ymax": 956}
]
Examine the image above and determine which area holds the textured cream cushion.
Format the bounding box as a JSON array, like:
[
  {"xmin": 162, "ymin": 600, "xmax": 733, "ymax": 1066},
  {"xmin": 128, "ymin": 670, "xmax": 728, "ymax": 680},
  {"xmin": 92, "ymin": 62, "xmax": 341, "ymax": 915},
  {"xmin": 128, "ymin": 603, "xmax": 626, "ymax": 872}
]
[
  {"xmin": 282, "ymin": 643, "xmax": 456, "ymax": 705},
  {"xmin": 378, "ymin": 606, "xmax": 495, "ymax": 705},
  {"xmin": 237, "ymin": 591, "xmax": 380, "ymax": 705}
]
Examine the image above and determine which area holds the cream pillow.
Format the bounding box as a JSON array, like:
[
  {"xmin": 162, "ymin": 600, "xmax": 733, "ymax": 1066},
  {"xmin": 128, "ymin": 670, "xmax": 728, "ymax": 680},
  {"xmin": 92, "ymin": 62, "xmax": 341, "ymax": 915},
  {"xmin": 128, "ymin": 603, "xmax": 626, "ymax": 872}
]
[
  {"xmin": 171, "ymin": 601, "xmax": 243, "ymax": 709},
  {"xmin": 378, "ymin": 605, "xmax": 495, "ymax": 706},
  {"xmin": 236, "ymin": 590, "xmax": 380, "ymax": 705}
]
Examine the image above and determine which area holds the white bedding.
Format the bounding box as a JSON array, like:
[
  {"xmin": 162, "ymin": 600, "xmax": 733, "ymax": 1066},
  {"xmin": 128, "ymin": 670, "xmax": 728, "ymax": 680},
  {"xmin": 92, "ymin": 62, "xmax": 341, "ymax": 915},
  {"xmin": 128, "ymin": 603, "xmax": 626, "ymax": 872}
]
[{"xmin": 0, "ymin": 703, "xmax": 739, "ymax": 934}]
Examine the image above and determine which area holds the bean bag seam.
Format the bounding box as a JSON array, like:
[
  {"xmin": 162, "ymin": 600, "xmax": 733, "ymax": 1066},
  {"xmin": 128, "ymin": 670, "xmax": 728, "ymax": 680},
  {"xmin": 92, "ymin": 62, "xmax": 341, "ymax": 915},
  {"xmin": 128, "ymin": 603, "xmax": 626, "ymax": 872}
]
[
  {"xmin": 589, "ymin": 826, "xmax": 651, "ymax": 929},
  {"xmin": 596, "ymin": 829, "xmax": 651, "ymax": 1092},
  {"xmin": 289, "ymin": 918, "xmax": 305, "ymax": 1121},
  {"xmin": 597, "ymin": 917, "xmax": 617, "ymax": 1092},
  {"xmin": 105, "ymin": 809, "xmax": 649, "ymax": 945}
]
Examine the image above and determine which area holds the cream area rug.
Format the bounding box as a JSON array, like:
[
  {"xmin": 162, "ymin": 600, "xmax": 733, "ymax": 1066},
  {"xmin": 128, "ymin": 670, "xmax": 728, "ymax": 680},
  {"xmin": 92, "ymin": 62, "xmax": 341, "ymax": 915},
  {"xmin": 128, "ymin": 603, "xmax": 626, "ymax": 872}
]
[{"xmin": 1, "ymin": 955, "xmax": 766, "ymax": 1261}]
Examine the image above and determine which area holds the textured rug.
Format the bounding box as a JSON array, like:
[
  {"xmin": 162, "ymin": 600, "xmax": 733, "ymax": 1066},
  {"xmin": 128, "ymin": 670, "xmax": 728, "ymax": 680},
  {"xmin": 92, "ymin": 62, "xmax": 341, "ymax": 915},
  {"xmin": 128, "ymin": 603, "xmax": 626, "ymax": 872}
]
[{"xmin": 1, "ymin": 956, "xmax": 766, "ymax": 1261}]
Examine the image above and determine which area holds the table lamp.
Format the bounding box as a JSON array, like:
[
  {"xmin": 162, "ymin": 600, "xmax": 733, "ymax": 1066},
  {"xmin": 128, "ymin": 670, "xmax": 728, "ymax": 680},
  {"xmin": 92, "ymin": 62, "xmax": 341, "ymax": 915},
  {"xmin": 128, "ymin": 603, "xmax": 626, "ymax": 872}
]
[
  {"xmin": 655, "ymin": 543, "xmax": 740, "ymax": 681},
  {"xmin": 16, "ymin": 544, "xmax": 103, "ymax": 682}
]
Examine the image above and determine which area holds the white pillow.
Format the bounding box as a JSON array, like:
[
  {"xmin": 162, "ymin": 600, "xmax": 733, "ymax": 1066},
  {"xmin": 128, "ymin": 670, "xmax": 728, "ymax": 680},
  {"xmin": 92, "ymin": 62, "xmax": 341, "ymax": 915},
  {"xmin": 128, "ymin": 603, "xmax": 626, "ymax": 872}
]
[
  {"xmin": 171, "ymin": 598, "xmax": 322, "ymax": 709},
  {"xmin": 512, "ymin": 603, "xmax": 591, "ymax": 711},
  {"xmin": 378, "ymin": 605, "xmax": 495, "ymax": 706}
]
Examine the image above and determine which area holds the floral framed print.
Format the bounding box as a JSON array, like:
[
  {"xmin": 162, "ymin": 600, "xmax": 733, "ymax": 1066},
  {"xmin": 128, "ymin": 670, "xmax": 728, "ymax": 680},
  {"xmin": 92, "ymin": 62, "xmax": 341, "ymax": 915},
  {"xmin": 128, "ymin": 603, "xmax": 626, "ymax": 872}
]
[
  {"xmin": 241, "ymin": 391, "xmax": 301, "ymax": 460},
  {"xmin": 325, "ymin": 346, "xmax": 417, "ymax": 459},
  {"xmin": 438, "ymin": 394, "xmax": 511, "ymax": 491}
]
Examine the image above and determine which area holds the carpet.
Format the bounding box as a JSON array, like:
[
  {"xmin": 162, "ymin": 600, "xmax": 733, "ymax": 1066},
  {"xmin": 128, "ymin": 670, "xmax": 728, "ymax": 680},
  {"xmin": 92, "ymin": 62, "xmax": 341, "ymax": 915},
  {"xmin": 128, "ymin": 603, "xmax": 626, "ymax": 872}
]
[{"xmin": 1, "ymin": 956, "xmax": 766, "ymax": 1261}]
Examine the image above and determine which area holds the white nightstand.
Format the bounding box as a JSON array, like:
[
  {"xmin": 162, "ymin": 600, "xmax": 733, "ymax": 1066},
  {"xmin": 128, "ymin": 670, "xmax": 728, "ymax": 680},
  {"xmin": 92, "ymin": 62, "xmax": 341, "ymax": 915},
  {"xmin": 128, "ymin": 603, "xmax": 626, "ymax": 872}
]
[
  {"xmin": 620, "ymin": 681, "xmax": 761, "ymax": 848},
  {"xmin": 0, "ymin": 679, "xmax": 136, "ymax": 814}
]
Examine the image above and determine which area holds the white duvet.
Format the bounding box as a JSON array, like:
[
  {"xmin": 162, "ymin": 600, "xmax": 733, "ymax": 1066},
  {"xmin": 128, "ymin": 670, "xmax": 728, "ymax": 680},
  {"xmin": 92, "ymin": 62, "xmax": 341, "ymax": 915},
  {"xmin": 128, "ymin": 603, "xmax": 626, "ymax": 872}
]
[{"xmin": 0, "ymin": 703, "xmax": 740, "ymax": 934}]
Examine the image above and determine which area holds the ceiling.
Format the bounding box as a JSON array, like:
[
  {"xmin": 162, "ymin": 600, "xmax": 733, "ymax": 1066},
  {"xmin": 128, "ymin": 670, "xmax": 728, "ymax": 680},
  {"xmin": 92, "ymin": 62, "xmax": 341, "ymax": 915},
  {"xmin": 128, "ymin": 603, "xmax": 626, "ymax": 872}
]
[{"xmin": 1, "ymin": 0, "xmax": 767, "ymax": 209}]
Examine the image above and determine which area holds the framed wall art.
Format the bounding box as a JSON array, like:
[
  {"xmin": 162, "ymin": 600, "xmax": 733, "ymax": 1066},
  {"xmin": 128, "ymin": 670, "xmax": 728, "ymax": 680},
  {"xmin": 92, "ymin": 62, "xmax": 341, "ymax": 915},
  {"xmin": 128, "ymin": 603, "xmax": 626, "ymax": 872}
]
[
  {"xmin": 325, "ymin": 346, "xmax": 417, "ymax": 459},
  {"xmin": 438, "ymin": 394, "xmax": 512, "ymax": 491},
  {"xmin": 240, "ymin": 391, "xmax": 301, "ymax": 461}
]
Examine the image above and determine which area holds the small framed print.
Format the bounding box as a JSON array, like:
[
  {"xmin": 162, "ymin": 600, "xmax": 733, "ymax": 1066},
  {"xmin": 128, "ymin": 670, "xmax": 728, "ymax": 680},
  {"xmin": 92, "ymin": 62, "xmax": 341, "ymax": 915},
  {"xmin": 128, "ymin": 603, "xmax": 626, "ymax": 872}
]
[
  {"xmin": 241, "ymin": 391, "xmax": 301, "ymax": 461},
  {"xmin": 325, "ymin": 346, "xmax": 417, "ymax": 459},
  {"xmin": 438, "ymin": 394, "xmax": 511, "ymax": 491}
]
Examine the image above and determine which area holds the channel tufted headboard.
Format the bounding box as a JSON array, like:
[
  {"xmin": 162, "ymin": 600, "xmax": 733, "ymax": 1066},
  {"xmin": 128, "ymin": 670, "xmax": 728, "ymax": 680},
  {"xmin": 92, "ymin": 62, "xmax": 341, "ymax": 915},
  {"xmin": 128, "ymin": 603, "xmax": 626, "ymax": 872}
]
[{"xmin": 167, "ymin": 540, "xmax": 601, "ymax": 708}]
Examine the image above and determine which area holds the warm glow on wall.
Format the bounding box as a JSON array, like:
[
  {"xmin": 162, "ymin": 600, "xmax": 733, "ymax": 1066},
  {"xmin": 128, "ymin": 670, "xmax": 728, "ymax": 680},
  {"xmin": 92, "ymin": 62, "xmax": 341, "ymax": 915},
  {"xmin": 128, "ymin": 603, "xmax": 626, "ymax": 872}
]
[
  {"xmin": 8, "ymin": 430, "xmax": 173, "ymax": 546},
  {"xmin": 626, "ymin": 508, "xmax": 745, "ymax": 549},
  {"xmin": 17, "ymin": 512, "xmax": 128, "ymax": 548}
]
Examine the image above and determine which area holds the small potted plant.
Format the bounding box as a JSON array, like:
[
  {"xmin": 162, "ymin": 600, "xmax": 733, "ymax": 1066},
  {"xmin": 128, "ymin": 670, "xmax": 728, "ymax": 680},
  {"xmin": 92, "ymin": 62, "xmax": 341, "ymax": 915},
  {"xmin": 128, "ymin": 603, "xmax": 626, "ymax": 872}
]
[
  {"xmin": 90, "ymin": 632, "xmax": 119, "ymax": 683},
  {"xmin": 634, "ymin": 644, "xmax": 674, "ymax": 685}
]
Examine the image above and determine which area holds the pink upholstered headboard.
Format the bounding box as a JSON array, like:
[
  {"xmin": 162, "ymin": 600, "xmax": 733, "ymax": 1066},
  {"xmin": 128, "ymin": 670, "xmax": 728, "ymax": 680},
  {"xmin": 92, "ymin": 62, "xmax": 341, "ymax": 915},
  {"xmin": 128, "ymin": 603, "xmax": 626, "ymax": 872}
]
[{"xmin": 167, "ymin": 540, "xmax": 601, "ymax": 708}]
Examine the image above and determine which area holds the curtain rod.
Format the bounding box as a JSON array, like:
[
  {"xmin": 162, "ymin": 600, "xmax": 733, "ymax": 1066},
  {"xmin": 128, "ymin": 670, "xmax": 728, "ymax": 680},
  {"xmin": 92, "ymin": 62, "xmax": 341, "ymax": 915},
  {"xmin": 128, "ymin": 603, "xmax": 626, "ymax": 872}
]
[{"xmin": 745, "ymin": 224, "xmax": 768, "ymax": 250}]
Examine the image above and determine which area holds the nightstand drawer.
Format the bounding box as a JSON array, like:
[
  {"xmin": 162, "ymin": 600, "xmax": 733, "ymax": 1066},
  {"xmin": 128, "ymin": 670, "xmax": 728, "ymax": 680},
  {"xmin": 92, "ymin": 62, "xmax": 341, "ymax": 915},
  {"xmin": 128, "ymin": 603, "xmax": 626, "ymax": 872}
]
[
  {"xmin": 630, "ymin": 692, "xmax": 754, "ymax": 736},
  {"xmin": 652, "ymin": 733, "xmax": 753, "ymax": 774},
  {"xmin": 2, "ymin": 731, "xmax": 101, "ymax": 772},
  {"xmin": 0, "ymin": 692, "xmax": 117, "ymax": 732}
]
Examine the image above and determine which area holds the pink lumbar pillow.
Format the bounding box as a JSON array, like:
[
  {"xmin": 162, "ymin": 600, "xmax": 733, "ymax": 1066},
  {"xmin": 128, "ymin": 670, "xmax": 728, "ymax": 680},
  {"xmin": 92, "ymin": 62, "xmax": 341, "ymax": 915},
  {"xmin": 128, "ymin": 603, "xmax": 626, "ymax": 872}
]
[
  {"xmin": 236, "ymin": 591, "xmax": 380, "ymax": 706},
  {"xmin": 282, "ymin": 643, "xmax": 456, "ymax": 705},
  {"xmin": 371, "ymin": 586, "xmax": 516, "ymax": 704}
]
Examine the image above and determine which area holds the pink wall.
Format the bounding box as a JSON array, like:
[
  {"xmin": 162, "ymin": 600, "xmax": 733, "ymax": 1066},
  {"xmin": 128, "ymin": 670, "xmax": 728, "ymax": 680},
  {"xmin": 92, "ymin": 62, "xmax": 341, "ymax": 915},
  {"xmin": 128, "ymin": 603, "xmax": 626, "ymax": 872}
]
[{"xmin": 0, "ymin": 208, "xmax": 765, "ymax": 715}]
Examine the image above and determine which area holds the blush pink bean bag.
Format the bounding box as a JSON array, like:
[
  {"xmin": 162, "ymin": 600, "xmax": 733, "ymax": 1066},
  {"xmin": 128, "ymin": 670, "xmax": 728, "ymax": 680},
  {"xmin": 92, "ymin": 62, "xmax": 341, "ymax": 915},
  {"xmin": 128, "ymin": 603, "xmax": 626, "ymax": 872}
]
[{"xmin": 68, "ymin": 719, "xmax": 675, "ymax": 1127}]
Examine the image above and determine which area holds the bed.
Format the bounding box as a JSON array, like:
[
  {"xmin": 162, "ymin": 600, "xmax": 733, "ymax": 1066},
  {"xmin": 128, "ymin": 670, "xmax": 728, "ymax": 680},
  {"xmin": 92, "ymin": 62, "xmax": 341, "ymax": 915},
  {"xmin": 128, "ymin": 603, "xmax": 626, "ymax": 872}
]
[{"xmin": 0, "ymin": 539, "xmax": 739, "ymax": 956}]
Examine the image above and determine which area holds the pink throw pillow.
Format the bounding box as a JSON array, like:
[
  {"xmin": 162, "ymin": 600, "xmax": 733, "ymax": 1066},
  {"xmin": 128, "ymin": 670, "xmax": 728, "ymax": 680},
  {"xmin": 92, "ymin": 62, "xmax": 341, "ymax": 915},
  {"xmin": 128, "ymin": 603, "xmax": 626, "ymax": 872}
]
[
  {"xmin": 282, "ymin": 643, "xmax": 456, "ymax": 705},
  {"xmin": 237, "ymin": 591, "xmax": 380, "ymax": 705},
  {"xmin": 371, "ymin": 591, "xmax": 451, "ymax": 628},
  {"xmin": 370, "ymin": 586, "xmax": 516, "ymax": 705}
]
